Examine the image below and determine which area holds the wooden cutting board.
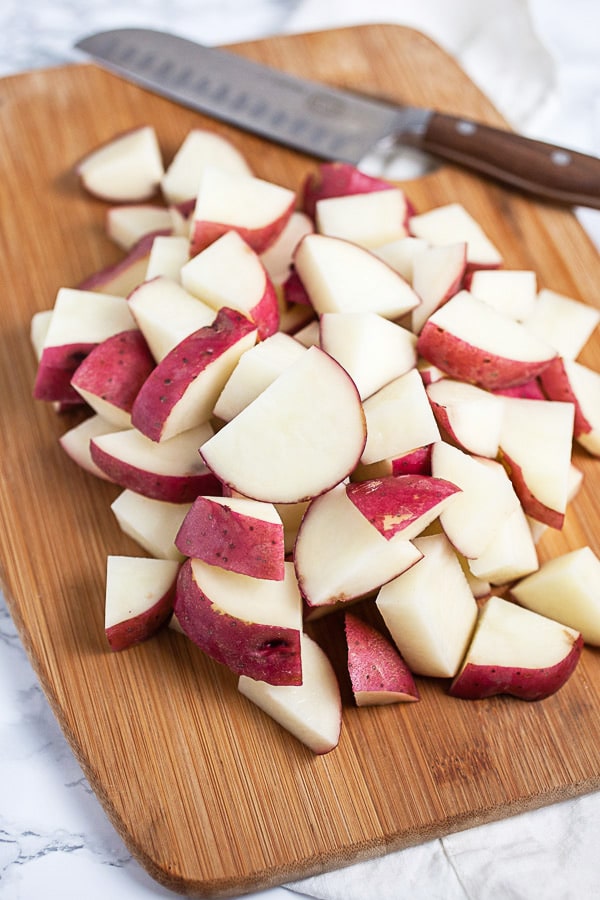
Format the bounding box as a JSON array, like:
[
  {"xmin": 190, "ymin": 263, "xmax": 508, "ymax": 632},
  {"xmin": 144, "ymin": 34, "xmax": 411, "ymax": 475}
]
[{"xmin": 2, "ymin": 24, "xmax": 600, "ymax": 898}]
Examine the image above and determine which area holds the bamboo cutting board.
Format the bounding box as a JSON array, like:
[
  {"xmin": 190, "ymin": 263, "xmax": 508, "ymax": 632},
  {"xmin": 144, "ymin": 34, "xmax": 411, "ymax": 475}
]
[{"xmin": 2, "ymin": 24, "xmax": 600, "ymax": 898}]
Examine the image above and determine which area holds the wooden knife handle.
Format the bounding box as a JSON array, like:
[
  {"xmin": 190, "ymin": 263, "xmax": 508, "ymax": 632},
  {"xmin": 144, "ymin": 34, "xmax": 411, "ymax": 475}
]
[{"xmin": 413, "ymin": 112, "xmax": 600, "ymax": 209}]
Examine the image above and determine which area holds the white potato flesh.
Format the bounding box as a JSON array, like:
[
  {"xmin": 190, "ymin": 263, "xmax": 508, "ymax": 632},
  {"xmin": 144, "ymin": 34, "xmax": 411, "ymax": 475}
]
[
  {"xmin": 460, "ymin": 595, "xmax": 579, "ymax": 669},
  {"xmin": 499, "ymin": 396, "xmax": 574, "ymax": 521},
  {"xmin": 361, "ymin": 368, "xmax": 440, "ymax": 465},
  {"xmin": 161, "ymin": 129, "xmax": 252, "ymax": 204},
  {"xmin": 213, "ymin": 332, "xmax": 307, "ymax": 421},
  {"xmin": 294, "ymin": 482, "xmax": 423, "ymax": 607},
  {"xmin": 408, "ymin": 202, "xmax": 502, "ymax": 267},
  {"xmin": 128, "ymin": 276, "xmax": 215, "ymax": 361},
  {"xmin": 189, "ymin": 558, "xmax": 301, "ymax": 629},
  {"xmin": 431, "ymin": 442, "xmax": 521, "ymax": 559},
  {"xmin": 105, "ymin": 555, "xmax": 179, "ymax": 629},
  {"xmin": 523, "ymin": 288, "xmax": 600, "ymax": 359},
  {"xmin": 376, "ymin": 532, "xmax": 478, "ymax": 678},
  {"xmin": 43, "ymin": 288, "xmax": 134, "ymax": 348},
  {"xmin": 110, "ymin": 490, "xmax": 191, "ymax": 562},
  {"xmin": 294, "ymin": 233, "xmax": 420, "ymax": 319},
  {"xmin": 511, "ymin": 546, "xmax": 600, "ymax": 645},
  {"xmin": 425, "ymin": 291, "xmax": 556, "ymax": 363},
  {"xmin": 201, "ymin": 346, "xmax": 366, "ymax": 503},
  {"xmin": 315, "ymin": 188, "xmax": 409, "ymax": 249},
  {"xmin": 238, "ymin": 633, "xmax": 342, "ymax": 755}
]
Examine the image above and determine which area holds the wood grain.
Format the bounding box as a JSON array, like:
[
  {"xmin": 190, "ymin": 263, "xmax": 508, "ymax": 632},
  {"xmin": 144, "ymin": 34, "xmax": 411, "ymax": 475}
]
[{"xmin": 1, "ymin": 24, "xmax": 600, "ymax": 898}]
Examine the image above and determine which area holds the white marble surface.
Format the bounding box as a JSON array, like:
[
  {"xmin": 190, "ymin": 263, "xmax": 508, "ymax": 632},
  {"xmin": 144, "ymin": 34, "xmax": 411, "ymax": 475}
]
[{"xmin": 1, "ymin": 2, "xmax": 600, "ymax": 899}]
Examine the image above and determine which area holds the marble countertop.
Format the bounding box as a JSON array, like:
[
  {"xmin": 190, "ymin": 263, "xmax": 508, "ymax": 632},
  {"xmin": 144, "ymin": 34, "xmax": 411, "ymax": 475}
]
[{"xmin": 1, "ymin": 2, "xmax": 600, "ymax": 899}]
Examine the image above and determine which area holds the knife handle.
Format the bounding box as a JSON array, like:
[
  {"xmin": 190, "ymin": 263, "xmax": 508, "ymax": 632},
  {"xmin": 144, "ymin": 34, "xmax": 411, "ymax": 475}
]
[{"xmin": 410, "ymin": 112, "xmax": 600, "ymax": 209}]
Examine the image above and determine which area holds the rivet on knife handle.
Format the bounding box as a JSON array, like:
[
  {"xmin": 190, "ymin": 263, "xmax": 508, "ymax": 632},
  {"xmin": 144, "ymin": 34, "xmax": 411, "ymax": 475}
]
[{"xmin": 404, "ymin": 113, "xmax": 600, "ymax": 209}]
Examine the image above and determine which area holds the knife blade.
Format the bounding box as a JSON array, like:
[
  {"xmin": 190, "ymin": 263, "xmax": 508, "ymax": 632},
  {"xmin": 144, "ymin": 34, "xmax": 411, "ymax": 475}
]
[{"xmin": 74, "ymin": 28, "xmax": 600, "ymax": 209}]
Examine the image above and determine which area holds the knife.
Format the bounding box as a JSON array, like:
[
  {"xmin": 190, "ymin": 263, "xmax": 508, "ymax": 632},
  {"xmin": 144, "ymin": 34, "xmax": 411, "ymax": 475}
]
[{"xmin": 74, "ymin": 28, "xmax": 600, "ymax": 209}]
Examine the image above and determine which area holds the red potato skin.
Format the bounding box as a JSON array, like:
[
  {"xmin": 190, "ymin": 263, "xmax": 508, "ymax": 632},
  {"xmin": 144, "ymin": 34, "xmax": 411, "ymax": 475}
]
[
  {"xmin": 131, "ymin": 307, "xmax": 256, "ymax": 442},
  {"xmin": 189, "ymin": 198, "xmax": 296, "ymax": 257},
  {"xmin": 301, "ymin": 162, "xmax": 407, "ymax": 219},
  {"xmin": 174, "ymin": 558, "xmax": 302, "ymax": 685},
  {"xmin": 500, "ymin": 450, "xmax": 564, "ymax": 530},
  {"xmin": 106, "ymin": 582, "xmax": 176, "ymax": 651},
  {"xmin": 493, "ymin": 378, "xmax": 546, "ymax": 401},
  {"xmin": 282, "ymin": 268, "xmax": 313, "ymax": 307},
  {"xmin": 344, "ymin": 612, "xmax": 419, "ymax": 703},
  {"xmin": 539, "ymin": 357, "xmax": 591, "ymax": 437},
  {"xmin": 175, "ymin": 496, "xmax": 285, "ymax": 580},
  {"xmin": 34, "ymin": 342, "xmax": 97, "ymax": 403},
  {"xmin": 71, "ymin": 329, "xmax": 155, "ymax": 414},
  {"xmin": 417, "ymin": 321, "xmax": 556, "ymax": 391},
  {"xmin": 390, "ymin": 446, "xmax": 433, "ymax": 476},
  {"xmin": 449, "ymin": 634, "xmax": 583, "ymax": 700},
  {"xmin": 77, "ymin": 231, "xmax": 171, "ymax": 294},
  {"xmin": 346, "ymin": 474, "xmax": 461, "ymax": 540},
  {"xmin": 247, "ymin": 276, "xmax": 280, "ymax": 340},
  {"xmin": 89, "ymin": 439, "xmax": 222, "ymax": 503}
]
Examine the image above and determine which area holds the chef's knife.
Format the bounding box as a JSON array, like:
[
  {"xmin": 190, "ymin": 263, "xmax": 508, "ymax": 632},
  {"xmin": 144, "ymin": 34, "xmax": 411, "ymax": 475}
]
[{"xmin": 74, "ymin": 28, "xmax": 600, "ymax": 209}]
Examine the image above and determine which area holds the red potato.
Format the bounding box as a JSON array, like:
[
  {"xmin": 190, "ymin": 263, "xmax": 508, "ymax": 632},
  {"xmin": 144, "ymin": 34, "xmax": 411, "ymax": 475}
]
[
  {"xmin": 373, "ymin": 236, "xmax": 429, "ymax": 282},
  {"xmin": 76, "ymin": 125, "xmax": 164, "ymax": 203},
  {"xmin": 410, "ymin": 241, "xmax": 467, "ymax": 333},
  {"xmin": 510, "ymin": 546, "xmax": 600, "ymax": 645},
  {"xmin": 70, "ymin": 329, "xmax": 155, "ymax": 428},
  {"xmin": 294, "ymin": 482, "xmax": 423, "ymax": 609},
  {"xmin": 492, "ymin": 378, "xmax": 546, "ymax": 400},
  {"xmin": 200, "ymin": 346, "xmax": 367, "ymax": 504},
  {"xmin": 344, "ymin": 613, "xmax": 419, "ymax": 705},
  {"xmin": 346, "ymin": 474, "xmax": 461, "ymax": 541},
  {"xmin": 408, "ymin": 202, "xmax": 503, "ymax": 270},
  {"xmin": 449, "ymin": 595, "xmax": 583, "ymax": 700},
  {"xmin": 466, "ymin": 484, "xmax": 538, "ymax": 586},
  {"xmin": 417, "ymin": 290, "xmax": 558, "ymax": 390},
  {"xmin": 301, "ymin": 161, "xmax": 397, "ymax": 219},
  {"xmin": 175, "ymin": 558, "xmax": 303, "ymax": 686},
  {"xmin": 180, "ymin": 230, "xmax": 280, "ymax": 340},
  {"xmin": 105, "ymin": 555, "xmax": 179, "ymax": 651},
  {"xmin": 315, "ymin": 188, "xmax": 411, "ymax": 249},
  {"xmin": 359, "ymin": 368, "xmax": 441, "ymax": 466},
  {"xmin": 376, "ymin": 532, "xmax": 479, "ymax": 678},
  {"xmin": 498, "ymin": 396, "xmax": 575, "ymax": 529},
  {"xmin": 131, "ymin": 307, "xmax": 257, "ymax": 442},
  {"xmin": 425, "ymin": 378, "xmax": 505, "ymax": 459},
  {"xmin": 431, "ymin": 442, "xmax": 522, "ymax": 559},
  {"xmin": 238, "ymin": 633, "xmax": 342, "ymax": 755},
  {"xmin": 351, "ymin": 445, "xmax": 434, "ymax": 482},
  {"xmin": 467, "ymin": 268, "xmax": 537, "ymax": 322},
  {"xmin": 540, "ymin": 356, "xmax": 600, "ymax": 455},
  {"xmin": 281, "ymin": 268, "xmax": 313, "ymax": 308},
  {"xmin": 319, "ymin": 312, "xmax": 417, "ymax": 401},
  {"xmin": 105, "ymin": 204, "xmax": 175, "ymax": 251},
  {"xmin": 33, "ymin": 288, "xmax": 137, "ymax": 403},
  {"xmin": 523, "ymin": 287, "xmax": 600, "ymax": 360},
  {"xmin": 160, "ymin": 128, "xmax": 253, "ymax": 205},
  {"xmin": 175, "ymin": 495, "xmax": 285, "ymax": 581},
  {"xmin": 78, "ymin": 232, "xmax": 164, "ymax": 297},
  {"xmin": 145, "ymin": 235, "xmax": 191, "ymax": 281},
  {"xmin": 259, "ymin": 211, "xmax": 314, "ymax": 286},
  {"xmin": 293, "ymin": 233, "xmax": 421, "ymax": 320},
  {"xmin": 110, "ymin": 490, "xmax": 191, "ymax": 562},
  {"xmin": 189, "ymin": 165, "xmax": 296, "ymax": 256},
  {"xmin": 127, "ymin": 276, "xmax": 216, "ymax": 362},
  {"xmin": 213, "ymin": 331, "xmax": 307, "ymax": 422},
  {"xmin": 59, "ymin": 414, "xmax": 128, "ymax": 480},
  {"xmin": 90, "ymin": 422, "xmax": 221, "ymax": 503}
]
